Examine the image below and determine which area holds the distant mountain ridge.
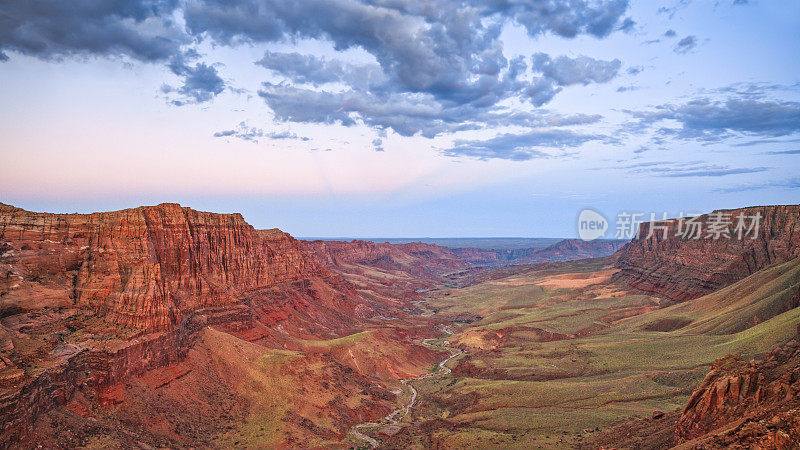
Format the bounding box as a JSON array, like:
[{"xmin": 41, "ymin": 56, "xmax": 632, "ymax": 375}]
[
  {"xmin": 301, "ymin": 237, "xmax": 563, "ymax": 250},
  {"xmin": 303, "ymin": 238, "xmax": 627, "ymax": 276}
]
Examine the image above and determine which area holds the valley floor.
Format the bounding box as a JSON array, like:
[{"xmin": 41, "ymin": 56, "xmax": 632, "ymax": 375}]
[{"xmin": 359, "ymin": 257, "xmax": 800, "ymax": 448}]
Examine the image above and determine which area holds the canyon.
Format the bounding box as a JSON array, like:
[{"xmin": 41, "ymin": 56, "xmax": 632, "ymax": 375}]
[{"xmin": 1, "ymin": 202, "xmax": 799, "ymax": 448}]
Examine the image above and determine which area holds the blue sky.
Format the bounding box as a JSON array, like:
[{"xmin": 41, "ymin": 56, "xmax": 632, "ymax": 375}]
[{"xmin": 0, "ymin": 0, "xmax": 798, "ymax": 238}]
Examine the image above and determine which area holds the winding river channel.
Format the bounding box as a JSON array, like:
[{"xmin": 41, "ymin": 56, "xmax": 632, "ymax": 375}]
[{"xmin": 349, "ymin": 329, "xmax": 462, "ymax": 449}]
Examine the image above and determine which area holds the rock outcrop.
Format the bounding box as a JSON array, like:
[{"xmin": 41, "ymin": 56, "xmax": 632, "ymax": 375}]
[
  {"xmin": 614, "ymin": 205, "xmax": 800, "ymax": 302},
  {"xmin": 305, "ymin": 238, "xmax": 627, "ymax": 274},
  {"xmin": 303, "ymin": 239, "xmax": 472, "ymax": 278},
  {"xmin": 0, "ymin": 202, "xmax": 364, "ymax": 333},
  {"xmin": 676, "ymin": 338, "xmax": 800, "ymax": 447},
  {"xmin": 0, "ymin": 202, "xmax": 374, "ymax": 445}
]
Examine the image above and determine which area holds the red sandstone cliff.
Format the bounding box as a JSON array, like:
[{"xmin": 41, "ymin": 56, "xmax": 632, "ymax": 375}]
[
  {"xmin": 0, "ymin": 202, "xmax": 376, "ymax": 444},
  {"xmin": 305, "ymin": 238, "xmax": 627, "ymax": 274},
  {"xmin": 614, "ymin": 205, "xmax": 800, "ymax": 302},
  {"xmin": 675, "ymin": 339, "xmax": 800, "ymax": 447},
  {"xmin": 302, "ymin": 239, "xmax": 472, "ymax": 278},
  {"xmin": 0, "ymin": 202, "xmax": 367, "ymax": 333}
]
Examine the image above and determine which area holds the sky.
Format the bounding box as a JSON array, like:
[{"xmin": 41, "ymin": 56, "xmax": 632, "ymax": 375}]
[{"xmin": 0, "ymin": 0, "xmax": 798, "ymax": 238}]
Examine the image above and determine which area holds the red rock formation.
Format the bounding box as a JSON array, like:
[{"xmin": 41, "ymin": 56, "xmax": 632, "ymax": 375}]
[
  {"xmin": 0, "ymin": 202, "xmax": 364, "ymax": 333},
  {"xmin": 676, "ymin": 339, "xmax": 800, "ymax": 447},
  {"xmin": 305, "ymin": 238, "xmax": 626, "ymax": 275},
  {"xmin": 614, "ymin": 205, "xmax": 800, "ymax": 302},
  {"xmin": 303, "ymin": 239, "xmax": 471, "ymax": 277},
  {"xmin": 0, "ymin": 202, "xmax": 376, "ymax": 445}
]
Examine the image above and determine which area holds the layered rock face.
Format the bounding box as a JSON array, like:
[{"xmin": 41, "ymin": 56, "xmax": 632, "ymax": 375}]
[
  {"xmin": 305, "ymin": 238, "xmax": 627, "ymax": 275},
  {"xmin": 303, "ymin": 239, "xmax": 472, "ymax": 279},
  {"xmin": 614, "ymin": 205, "xmax": 800, "ymax": 302},
  {"xmin": 0, "ymin": 203, "xmax": 372, "ymax": 445},
  {"xmin": 0, "ymin": 202, "xmax": 349, "ymax": 332},
  {"xmin": 676, "ymin": 339, "xmax": 800, "ymax": 447}
]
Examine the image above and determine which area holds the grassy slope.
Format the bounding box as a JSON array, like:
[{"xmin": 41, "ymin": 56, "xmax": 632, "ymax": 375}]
[
  {"xmin": 200, "ymin": 328, "xmax": 395, "ymax": 448},
  {"xmin": 412, "ymin": 258, "xmax": 800, "ymax": 448}
]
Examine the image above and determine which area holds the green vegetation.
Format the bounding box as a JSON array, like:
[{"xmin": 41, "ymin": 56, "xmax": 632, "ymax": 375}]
[{"xmin": 414, "ymin": 257, "xmax": 800, "ymax": 448}]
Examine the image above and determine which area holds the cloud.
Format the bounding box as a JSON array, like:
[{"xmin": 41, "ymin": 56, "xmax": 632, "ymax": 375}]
[
  {"xmin": 519, "ymin": 53, "xmax": 621, "ymax": 107},
  {"xmin": 663, "ymin": 29, "xmax": 677, "ymax": 37},
  {"xmin": 710, "ymin": 81, "xmax": 797, "ymax": 100},
  {"xmin": 674, "ymin": 35, "xmax": 698, "ymax": 54},
  {"xmin": 213, "ymin": 121, "xmax": 307, "ymax": 142},
  {"xmin": 164, "ymin": 52, "xmax": 225, "ymax": 104},
  {"xmin": 715, "ymin": 177, "xmax": 800, "ymax": 193},
  {"xmin": 0, "ymin": 0, "xmax": 187, "ymax": 62},
  {"xmin": 255, "ymin": 51, "xmax": 385, "ymax": 88},
  {"xmin": 658, "ymin": 0, "xmax": 691, "ymax": 19},
  {"xmin": 485, "ymin": 0, "xmax": 630, "ymax": 39},
  {"xmin": 622, "ymin": 160, "xmax": 769, "ymax": 177},
  {"xmin": 442, "ymin": 129, "xmax": 613, "ymax": 161},
  {"xmin": 731, "ymin": 137, "xmax": 800, "ymax": 147},
  {"xmin": 627, "ymin": 66, "xmax": 643, "ymax": 75},
  {"xmin": 191, "ymin": 0, "xmax": 627, "ymax": 134},
  {"xmin": 1, "ymin": 0, "xmax": 630, "ymax": 135},
  {"xmin": 618, "ymin": 17, "xmax": 636, "ymax": 33},
  {"xmin": 530, "ymin": 53, "xmax": 621, "ymax": 86},
  {"xmin": 627, "ymin": 97, "xmax": 800, "ymax": 141},
  {"xmin": 762, "ymin": 149, "xmax": 800, "ymax": 155},
  {"xmin": 259, "ymin": 82, "xmax": 603, "ymax": 138}
]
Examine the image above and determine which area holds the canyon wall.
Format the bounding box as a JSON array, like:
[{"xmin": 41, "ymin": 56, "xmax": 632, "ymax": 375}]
[
  {"xmin": 614, "ymin": 205, "xmax": 800, "ymax": 302},
  {"xmin": 302, "ymin": 239, "xmax": 472, "ymax": 278},
  {"xmin": 0, "ymin": 202, "xmax": 368, "ymax": 332},
  {"xmin": 0, "ymin": 203, "xmax": 372, "ymax": 446},
  {"xmin": 453, "ymin": 238, "xmax": 627, "ymax": 265},
  {"xmin": 304, "ymin": 238, "xmax": 627, "ymax": 274}
]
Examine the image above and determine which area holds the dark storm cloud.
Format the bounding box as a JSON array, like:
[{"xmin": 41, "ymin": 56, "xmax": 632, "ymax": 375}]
[
  {"xmin": 213, "ymin": 121, "xmax": 307, "ymax": 142},
  {"xmin": 442, "ymin": 129, "xmax": 612, "ymax": 161},
  {"xmin": 674, "ymin": 35, "xmax": 698, "ymax": 54},
  {"xmin": 628, "ymin": 97, "xmax": 800, "ymax": 141}
]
